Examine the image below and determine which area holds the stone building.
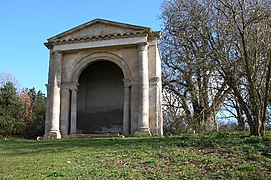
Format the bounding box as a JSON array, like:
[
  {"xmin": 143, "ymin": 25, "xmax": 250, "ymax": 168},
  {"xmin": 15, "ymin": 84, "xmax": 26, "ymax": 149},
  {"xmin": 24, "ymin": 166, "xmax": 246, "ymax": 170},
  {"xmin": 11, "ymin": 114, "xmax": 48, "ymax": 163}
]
[{"xmin": 44, "ymin": 19, "xmax": 163, "ymax": 139}]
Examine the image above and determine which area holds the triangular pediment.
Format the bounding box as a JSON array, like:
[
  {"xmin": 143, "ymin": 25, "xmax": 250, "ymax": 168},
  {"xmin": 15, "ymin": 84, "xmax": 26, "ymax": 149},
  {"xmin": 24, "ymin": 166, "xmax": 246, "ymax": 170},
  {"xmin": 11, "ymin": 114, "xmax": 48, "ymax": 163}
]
[{"xmin": 48, "ymin": 18, "xmax": 151, "ymax": 42}]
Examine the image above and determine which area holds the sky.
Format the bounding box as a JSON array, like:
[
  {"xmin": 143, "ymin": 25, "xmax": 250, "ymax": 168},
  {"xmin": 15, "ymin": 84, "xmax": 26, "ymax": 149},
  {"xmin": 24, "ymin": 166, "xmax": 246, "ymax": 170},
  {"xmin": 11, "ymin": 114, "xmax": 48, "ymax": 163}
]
[{"xmin": 0, "ymin": 0, "xmax": 164, "ymax": 93}]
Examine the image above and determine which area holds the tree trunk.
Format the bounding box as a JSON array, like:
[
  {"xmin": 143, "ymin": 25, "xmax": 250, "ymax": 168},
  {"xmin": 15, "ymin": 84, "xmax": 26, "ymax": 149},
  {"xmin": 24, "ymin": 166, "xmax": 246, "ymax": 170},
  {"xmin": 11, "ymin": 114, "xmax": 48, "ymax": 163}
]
[
  {"xmin": 236, "ymin": 111, "xmax": 245, "ymax": 131},
  {"xmin": 249, "ymin": 116, "xmax": 261, "ymax": 136}
]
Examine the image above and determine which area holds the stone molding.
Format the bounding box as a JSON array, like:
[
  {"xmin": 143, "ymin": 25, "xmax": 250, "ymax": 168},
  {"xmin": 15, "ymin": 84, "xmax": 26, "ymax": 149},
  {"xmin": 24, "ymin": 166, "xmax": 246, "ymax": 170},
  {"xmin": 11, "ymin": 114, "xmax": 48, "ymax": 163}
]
[
  {"xmin": 53, "ymin": 36, "xmax": 147, "ymax": 51},
  {"xmin": 61, "ymin": 82, "xmax": 79, "ymax": 91},
  {"xmin": 130, "ymin": 79, "xmax": 139, "ymax": 85},
  {"xmin": 48, "ymin": 31, "xmax": 147, "ymax": 45},
  {"xmin": 46, "ymin": 82, "xmax": 61, "ymax": 88}
]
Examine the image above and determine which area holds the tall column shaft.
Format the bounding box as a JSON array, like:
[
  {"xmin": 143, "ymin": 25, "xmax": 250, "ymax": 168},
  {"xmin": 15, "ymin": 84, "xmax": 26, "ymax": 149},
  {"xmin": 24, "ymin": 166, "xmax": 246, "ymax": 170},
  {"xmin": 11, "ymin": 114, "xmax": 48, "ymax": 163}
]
[
  {"xmin": 70, "ymin": 84, "xmax": 78, "ymax": 134},
  {"xmin": 134, "ymin": 42, "xmax": 151, "ymax": 136},
  {"xmin": 60, "ymin": 88, "xmax": 70, "ymax": 135},
  {"xmin": 51, "ymin": 77, "xmax": 61, "ymax": 132},
  {"xmin": 44, "ymin": 84, "xmax": 51, "ymax": 136},
  {"xmin": 45, "ymin": 50, "xmax": 62, "ymax": 139},
  {"xmin": 123, "ymin": 79, "xmax": 131, "ymax": 136}
]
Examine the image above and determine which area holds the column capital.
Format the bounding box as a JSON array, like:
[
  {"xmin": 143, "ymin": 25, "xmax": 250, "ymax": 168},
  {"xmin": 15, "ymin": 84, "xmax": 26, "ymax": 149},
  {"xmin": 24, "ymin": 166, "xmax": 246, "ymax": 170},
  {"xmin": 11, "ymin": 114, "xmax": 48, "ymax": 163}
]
[
  {"xmin": 61, "ymin": 82, "xmax": 79, "ymax": 91},
  {"xmin": 123, "ymin": 79, "xmax": 131, "ymax": 88},
  {"xmin": 45, "ymin": 83, "xmax": 51, "ymax": 89},
  {"xmin": 54, "ymin": 50, "xmax": 62, "ymax": 58},
  {"xmin": 150, "ymin": 77, "xmax": 160, "ymax": 85},
  {"xmin": 137, "ymin": 42, "xmax": 148, "ymax": 51},
  {"xmin": 50, "ymin": 49, "xmax": 62, "ymax": 55},
  {"xmin": 46, "ymin": 81, "xmax": 61, "ymax": 89},
  {"xmin": 70, "ymin": 83, "xmax": 79, "ymax": 91}
]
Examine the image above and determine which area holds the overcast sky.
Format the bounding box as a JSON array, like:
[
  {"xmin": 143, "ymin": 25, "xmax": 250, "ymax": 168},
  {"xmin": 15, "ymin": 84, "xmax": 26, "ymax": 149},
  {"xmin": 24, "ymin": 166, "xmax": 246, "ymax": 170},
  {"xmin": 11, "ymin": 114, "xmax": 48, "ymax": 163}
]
[{"xmin": 0, "ymin": 0, "xmax": 163, "ymax": 93}]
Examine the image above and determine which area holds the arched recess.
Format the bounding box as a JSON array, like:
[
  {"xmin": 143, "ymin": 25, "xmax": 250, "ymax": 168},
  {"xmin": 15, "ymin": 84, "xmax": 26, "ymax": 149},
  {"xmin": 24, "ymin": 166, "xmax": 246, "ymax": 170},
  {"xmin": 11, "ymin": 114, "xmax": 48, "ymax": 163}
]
[
  {"xmin": 71, "ymin": 52, "xmax": 131, "ymax": 134},
  {"xmin": 72, "ymin": 52, "xmax": 131, "ymax": 83}
]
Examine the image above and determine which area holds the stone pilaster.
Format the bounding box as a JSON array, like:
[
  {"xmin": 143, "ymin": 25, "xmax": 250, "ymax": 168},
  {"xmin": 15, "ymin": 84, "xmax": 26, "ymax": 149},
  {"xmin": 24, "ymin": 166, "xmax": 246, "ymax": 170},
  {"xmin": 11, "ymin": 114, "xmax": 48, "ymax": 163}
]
[
  {"xmin": 123, "ymin": 79, "xmax": 131, "ymax": 136},
  {"xmin": 134, "ymin": 42, "xmax": 151, "ymax": 136},
  {"xmin": 149, "ymin": 77, "xmax": 159, "ymax": 135},
  {"xmin": 155, "ymin": 43, "xmax": 163, "ymax": 136}
]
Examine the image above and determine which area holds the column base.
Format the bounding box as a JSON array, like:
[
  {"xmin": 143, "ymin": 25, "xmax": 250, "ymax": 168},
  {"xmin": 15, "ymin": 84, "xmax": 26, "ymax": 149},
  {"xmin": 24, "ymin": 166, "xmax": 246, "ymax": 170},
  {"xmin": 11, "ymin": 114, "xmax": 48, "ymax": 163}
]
[
  {"xmin": 134, "ymin": 128, "xmax": 151, "ymax": 136},
  {"xmin": 44, "ymin": 130, "xmax": 61, "ymax": 140},
  {"xmin": 122, "ymin": 131, "xmax": 129, "ymax": 136}
]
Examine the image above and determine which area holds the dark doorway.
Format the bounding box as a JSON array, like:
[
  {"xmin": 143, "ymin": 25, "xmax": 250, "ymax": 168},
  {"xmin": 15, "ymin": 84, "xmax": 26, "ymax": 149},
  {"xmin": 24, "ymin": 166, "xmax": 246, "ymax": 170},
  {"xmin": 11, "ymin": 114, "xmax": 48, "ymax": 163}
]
[{"xmin": 77, "ymin": 61, "xmax": 124, "ymax": 134}]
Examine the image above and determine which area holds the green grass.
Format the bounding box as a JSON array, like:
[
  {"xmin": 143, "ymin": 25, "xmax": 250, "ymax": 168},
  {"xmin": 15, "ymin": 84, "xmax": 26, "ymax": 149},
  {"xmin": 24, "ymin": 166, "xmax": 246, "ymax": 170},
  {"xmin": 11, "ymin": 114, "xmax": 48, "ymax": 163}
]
[{"xmin": 0, "ymin": 131, "xmax": 271, "ymax": 179}]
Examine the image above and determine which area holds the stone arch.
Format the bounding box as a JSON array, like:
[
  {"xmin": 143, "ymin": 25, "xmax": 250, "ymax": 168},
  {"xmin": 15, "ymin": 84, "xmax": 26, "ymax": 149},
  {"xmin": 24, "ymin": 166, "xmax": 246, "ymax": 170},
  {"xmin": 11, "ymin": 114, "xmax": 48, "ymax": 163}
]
[
  {"xmin": 72, "ymin": 52, "xmax": 131, "ymax": 84},
  {"xmin": 70, "ymin": 52, "xmax": 132, "ymax": 135}
]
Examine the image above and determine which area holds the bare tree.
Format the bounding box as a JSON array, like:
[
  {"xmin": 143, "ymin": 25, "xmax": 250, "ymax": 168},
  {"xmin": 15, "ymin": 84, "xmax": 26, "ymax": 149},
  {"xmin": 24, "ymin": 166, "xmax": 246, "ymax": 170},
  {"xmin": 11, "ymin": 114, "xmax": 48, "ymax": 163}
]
[
  {"xmin": 212, "ymin": 0, "xmax": 271, "ymax": 136},
  {"xmin": 160, "ymin": 0, "xmax": 228, "ymax": 133},
  {"xmin": 160, "ymin": 0, "xmax": 271, "ymax": 136},
  {"xmin": 0, "ymin": 72, "xmax": 19, "ymax": 90}
]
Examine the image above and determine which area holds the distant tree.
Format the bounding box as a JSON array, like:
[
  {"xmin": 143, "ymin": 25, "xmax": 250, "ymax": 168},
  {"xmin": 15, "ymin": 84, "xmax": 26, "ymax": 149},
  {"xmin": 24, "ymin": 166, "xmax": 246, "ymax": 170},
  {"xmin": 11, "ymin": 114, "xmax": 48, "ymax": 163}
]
[
  {"xmin": 23, "ymin": 88, "xmax": 46, "ymax": 139},
  {"xmin": 0, "ymin": 72, "xmax": 19, "ymax": 90},
  {"xmin": 20, "ymin": 90, "xmax": 33, "ymax": 124},
  {"xmin": 0, "ymin": 82, "xmax": 24, "ymax": 118},
  {"xmin": 0, "ymin": 82, "xmax": 25, "ymax": 136},
  {"xmin": 0, "ymin": 79, "xmax": 46, "ymax": 138}
]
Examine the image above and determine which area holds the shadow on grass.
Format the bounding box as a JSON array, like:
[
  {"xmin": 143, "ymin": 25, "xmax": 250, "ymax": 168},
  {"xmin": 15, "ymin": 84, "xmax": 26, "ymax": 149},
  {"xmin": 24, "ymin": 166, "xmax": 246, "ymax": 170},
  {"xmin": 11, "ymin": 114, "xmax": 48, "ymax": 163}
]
[
  {"xmin": 1, "ymin": 131, "xmax": 270, "ymax": 157},
  {"xmin": 0, "ymin": 136, "xmax": 174, "ymax": 156}
]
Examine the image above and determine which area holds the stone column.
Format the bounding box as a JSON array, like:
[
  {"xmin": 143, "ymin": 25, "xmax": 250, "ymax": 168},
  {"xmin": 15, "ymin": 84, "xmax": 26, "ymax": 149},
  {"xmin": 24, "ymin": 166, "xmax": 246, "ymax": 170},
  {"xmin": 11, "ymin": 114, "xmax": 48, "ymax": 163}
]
[
  {"xmin": 46, "ymin": 50, "xmax": 62, "ymax": 139},
  {"xmin": 44, "ymin": 50, "xmax": 55, "ymax": 137},
  {"xmin": 70, "ymin": 83, "xmax": 78, "ymax": 134},
  {"xmin": 123, "ymin": 79, "xmax": 131, "ymax": 136},
  {"xmin": 134, "ymin": 42, "xmax": 151, "ymax": 136},
  {"xmin": 60, "ymin": 86, "xmax": 70, "ymax": 136}
]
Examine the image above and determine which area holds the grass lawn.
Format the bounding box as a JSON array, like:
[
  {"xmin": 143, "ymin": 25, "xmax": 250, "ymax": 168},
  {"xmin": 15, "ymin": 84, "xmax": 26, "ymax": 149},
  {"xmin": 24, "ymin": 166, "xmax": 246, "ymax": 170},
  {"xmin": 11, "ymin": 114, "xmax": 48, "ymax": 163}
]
[{"xmin": 0, "ymin": 131, "xmax": 270, "ymax": 179}]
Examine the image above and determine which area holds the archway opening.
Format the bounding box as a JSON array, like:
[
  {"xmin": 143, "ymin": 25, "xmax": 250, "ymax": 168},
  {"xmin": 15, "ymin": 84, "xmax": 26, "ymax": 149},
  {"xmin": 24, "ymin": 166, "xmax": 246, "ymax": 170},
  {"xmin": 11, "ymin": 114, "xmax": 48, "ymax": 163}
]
[{"xmin": 77, "ymin": 61, "xmax": 124, "ymax": 134}]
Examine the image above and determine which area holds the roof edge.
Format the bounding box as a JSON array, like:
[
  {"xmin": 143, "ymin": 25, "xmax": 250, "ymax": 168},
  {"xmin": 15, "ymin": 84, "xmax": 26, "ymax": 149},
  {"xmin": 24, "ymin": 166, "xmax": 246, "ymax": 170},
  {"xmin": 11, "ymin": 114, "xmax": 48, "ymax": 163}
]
[{"xmin": 47, "ymin": 18, "xmax": 152, "ymax": 42}]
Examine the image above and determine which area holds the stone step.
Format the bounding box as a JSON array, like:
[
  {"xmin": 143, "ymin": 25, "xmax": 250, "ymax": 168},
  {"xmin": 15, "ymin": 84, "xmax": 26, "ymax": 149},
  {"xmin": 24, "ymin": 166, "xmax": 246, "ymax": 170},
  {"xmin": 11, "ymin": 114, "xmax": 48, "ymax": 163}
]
[{"xmin": 62, "ymin": 133, "xmax": 125, "ymax": 138}]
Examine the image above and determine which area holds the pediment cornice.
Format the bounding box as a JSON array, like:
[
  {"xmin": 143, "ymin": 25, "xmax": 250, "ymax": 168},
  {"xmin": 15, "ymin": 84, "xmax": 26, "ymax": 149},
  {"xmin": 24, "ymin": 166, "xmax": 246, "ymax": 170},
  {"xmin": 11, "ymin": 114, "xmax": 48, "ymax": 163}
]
[{"xmin": 44, "ymin": 18, "xmax": 160, "ymax": 49}]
